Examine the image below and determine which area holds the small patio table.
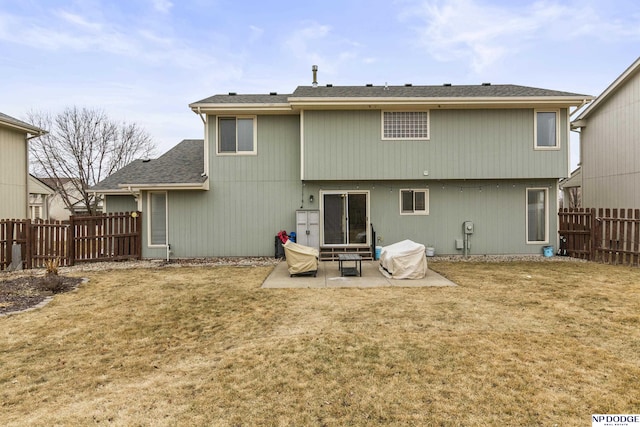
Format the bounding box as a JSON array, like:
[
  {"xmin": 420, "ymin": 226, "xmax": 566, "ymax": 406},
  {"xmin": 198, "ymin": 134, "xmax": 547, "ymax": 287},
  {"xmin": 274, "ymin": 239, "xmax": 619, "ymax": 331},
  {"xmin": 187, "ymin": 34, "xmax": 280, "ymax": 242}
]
[{"xmin": 338, "ymin": 253, "xmax": 362, "ymax": 277}]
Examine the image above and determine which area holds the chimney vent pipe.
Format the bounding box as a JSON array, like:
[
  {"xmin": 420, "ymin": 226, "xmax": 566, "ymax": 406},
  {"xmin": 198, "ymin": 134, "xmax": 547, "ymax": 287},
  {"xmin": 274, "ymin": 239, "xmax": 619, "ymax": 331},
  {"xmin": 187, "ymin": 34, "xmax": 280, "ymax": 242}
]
[{"xmin": 312, "ymin": 65, "xmax": 318, "ymax": 88}]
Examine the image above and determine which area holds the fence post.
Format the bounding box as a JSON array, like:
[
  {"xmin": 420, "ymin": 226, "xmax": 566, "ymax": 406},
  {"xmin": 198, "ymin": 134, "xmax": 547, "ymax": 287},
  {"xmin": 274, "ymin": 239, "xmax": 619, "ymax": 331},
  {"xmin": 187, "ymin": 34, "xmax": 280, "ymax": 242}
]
[
  {"xmin": 24, "ymin": 219, "xmax": 32, "ymax": 269},
  {"xmin": 135, "ymin": 211, "xmax": 142, "ymax": 260},
  {"xmin": 589, "ymin": 208, "xmax": 597, "ymax": 262},
  {"xmin": 6, "ymin": 220, "xmax": 14, "ymax": 267},
  {"xmin": 67, "ymin": 215, "xmax": 75, "ymax": 266}
]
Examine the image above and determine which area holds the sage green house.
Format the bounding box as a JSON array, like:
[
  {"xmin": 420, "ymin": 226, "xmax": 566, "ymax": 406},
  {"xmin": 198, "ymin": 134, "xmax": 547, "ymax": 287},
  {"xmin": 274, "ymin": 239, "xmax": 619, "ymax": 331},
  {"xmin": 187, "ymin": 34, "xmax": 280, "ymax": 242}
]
[
  {"xmin": 94, "ymin": 81, "xmax": 592, "ymax": 259},
  {"xmin": 0, "ymin": 112, "xmax": 46, "ymax": 219}
]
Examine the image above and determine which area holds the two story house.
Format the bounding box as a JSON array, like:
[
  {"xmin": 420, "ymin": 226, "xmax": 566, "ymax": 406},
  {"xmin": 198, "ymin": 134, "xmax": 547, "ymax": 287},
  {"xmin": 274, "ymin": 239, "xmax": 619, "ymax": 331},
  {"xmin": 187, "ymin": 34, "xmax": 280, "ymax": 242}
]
[
  {"xmin": 571, "ymin": 56, "xmax": 640, "ymax": 209},
  {"xmin": 0, "ymin": 112, "xmax": 46, "ymax": 219},
  {"xmin": 94, "ymin": 75, "xmax": 591, "ymax": 259}
]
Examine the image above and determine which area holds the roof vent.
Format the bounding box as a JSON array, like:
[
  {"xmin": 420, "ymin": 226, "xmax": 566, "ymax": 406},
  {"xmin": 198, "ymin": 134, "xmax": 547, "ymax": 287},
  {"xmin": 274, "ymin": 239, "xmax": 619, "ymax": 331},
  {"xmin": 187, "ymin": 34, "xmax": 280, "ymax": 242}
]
[
  {"xmin": 312, "ymin": 65, "xmax": 318, "ymax": 88},
  {"xmin": 142, "ymin": 158, "xmax": 151, "ymax": 163},
  {"xmin": 228, "ymin": 92, "xmax": 237, "ymax": 95},
  {"xmin": 481, "ymin": 83, "xmax": 491, "ymax": 86},
  {"xmin": 366, "ymin": 83, "xmax": 373, "ymax": 87},
  {"xmin": 404, "ymin": 83, "xmax": 412, "ymax": 87},
  {"xmin": 269, "ymin": 92, "xmax": 277, "ymax": 95},
  {"xmin": 326, "ymin": 84, "xmax": 333, "ymax": 87},
  {"xmin": 443, "ymin": 83, "xmax": 452, "ymax": 86}
]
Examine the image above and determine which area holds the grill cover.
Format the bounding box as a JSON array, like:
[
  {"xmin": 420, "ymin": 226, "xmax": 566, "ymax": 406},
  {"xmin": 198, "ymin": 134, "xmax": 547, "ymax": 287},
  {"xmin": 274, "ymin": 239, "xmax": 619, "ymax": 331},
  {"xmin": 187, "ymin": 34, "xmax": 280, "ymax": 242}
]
[
  {"xmin": 283, "ymin": 240, "xmax": 319, "ymax": 275},
  {"xmin": 379, "ymin": 239, "xmax": 427, "ymax": 279}
]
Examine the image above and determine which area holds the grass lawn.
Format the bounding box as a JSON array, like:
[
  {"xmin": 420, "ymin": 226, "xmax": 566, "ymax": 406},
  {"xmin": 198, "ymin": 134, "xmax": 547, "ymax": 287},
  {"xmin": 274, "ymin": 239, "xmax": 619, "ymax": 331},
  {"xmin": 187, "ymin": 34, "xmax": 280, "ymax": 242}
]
[{"xmin": 1, "ymin": 260, "xmax": 639, "ymax": 426}]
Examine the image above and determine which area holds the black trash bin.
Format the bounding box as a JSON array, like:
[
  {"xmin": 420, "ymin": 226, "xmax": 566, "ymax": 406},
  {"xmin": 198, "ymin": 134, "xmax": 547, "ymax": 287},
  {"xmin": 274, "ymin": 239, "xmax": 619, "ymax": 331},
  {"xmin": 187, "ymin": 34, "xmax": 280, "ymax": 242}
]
[{"xmin": 275, "ymin": 235, "xmax": 285, "ymax": 259}]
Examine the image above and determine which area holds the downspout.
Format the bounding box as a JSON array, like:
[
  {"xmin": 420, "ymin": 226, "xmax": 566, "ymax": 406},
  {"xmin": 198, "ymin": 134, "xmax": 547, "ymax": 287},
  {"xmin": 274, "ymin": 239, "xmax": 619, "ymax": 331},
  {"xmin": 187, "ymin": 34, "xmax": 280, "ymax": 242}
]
[{"xmin": 195, "ymin": 107, "xmax": 209, "ymax": 178}]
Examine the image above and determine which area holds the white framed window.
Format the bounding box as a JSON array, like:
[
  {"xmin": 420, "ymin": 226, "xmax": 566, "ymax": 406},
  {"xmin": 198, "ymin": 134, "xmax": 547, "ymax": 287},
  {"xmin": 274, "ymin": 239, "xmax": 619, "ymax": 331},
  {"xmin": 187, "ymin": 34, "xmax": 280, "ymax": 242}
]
[
  {"xmin": 534, "ymin": 110, "xmax": 560, "ymax": 150},
  {"xmin": 148, "ymin": 191, "xmax": 167, "ymax": 247},
  {"xmin": 217, "ymin": 116, "xmax": 257, "ymax": 155},
  {"xmin": 526, "ymin": 187, "xmax": 548, "ymax": 243},
  {"xmin": 382, "ymin": 111, "xmax": 429, "ymax": 140},
  {"xmin": 400, "ymin": 189, "xmax": 429, "ymax": 215}
]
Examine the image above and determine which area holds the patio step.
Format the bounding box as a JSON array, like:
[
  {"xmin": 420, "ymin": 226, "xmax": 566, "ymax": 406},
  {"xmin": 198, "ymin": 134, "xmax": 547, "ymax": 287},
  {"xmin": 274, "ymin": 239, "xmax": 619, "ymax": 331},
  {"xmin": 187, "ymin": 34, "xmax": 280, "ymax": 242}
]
[{"xmin": 319, "ymin": 246, "xmax": 374, "ymax": 261}]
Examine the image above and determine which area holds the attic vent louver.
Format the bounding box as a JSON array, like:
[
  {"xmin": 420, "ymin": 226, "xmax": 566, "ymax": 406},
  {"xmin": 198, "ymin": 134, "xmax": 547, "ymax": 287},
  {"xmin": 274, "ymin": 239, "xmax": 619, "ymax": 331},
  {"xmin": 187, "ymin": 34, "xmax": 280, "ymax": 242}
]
[
  {"xmin": 481, "ymin": 83, "xmax": 491, "ymax": 86},
  {"xmin": 228, "ymin": 92, "xmax": 237, "ymax": 95},
  {"xmin": 404, "ymin": 83, "xmax": 412, "ymax": 87}
]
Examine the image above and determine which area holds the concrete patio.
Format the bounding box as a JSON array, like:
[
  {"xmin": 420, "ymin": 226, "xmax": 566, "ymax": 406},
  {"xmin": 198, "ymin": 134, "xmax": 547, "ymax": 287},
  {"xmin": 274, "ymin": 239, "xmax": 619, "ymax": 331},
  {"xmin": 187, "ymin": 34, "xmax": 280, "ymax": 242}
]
[{"xmin": 261, "ymin": 260, "xmax": 457, "ymax": 288}]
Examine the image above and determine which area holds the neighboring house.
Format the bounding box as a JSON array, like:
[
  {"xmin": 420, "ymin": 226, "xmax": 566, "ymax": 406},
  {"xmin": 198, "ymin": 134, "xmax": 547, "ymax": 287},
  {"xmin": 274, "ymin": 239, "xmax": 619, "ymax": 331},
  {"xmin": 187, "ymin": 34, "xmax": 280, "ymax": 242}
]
[
  {"xmin": 28, "ymin": 174, "xmax": 55, "ymax": 220},
  {"xmin": 571, "ymin": 56, "xmax": 640, "ymax": 209},
  {"xmin": 39, "ymin": 177, "xmax": 102, "ymax": 220},
  {"xmin": 559, "ymin": 167, "xmax": 582, "ymax": 209},
  {"xmin": 0, "ymin": 112, "xmax": 46, "ymax": 219},
  {"xmin": 94, "ymin": 75, "xmax": 592, "ymax": 259}
]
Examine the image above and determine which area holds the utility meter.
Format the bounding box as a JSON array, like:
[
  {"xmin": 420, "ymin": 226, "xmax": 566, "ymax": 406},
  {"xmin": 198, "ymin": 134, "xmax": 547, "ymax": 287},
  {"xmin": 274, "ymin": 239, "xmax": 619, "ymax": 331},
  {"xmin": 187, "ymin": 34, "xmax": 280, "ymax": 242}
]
[{"xmin": 463, "ymin": 221, "xmax": 474, "ymax": 234}]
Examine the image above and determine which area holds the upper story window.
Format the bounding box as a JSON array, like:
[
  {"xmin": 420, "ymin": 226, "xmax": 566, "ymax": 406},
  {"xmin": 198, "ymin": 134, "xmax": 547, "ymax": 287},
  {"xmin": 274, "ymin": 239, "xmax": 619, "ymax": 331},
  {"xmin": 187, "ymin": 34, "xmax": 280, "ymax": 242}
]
[
  {"xmin": 534, "ymin": 110, "xmax": 559, "ymax": 150},
  {"xmin": 218, "ymin": 116, "xmax": 257, "ymax": 154},
  {"xmin": 400, "ymin": 189, "xmax": 429, "ymax": 215},
  {"xmin": 382, "ymin": 111, "xmax": 429, "ymax": 140}
]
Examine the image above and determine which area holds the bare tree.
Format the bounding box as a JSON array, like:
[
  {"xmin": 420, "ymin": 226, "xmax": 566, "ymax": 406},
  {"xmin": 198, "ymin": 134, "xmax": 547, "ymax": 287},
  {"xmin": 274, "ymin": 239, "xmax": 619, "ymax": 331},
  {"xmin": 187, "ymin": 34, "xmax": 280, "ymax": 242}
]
[{"xmin": 27, "ymin": 107, "xmax": 155, "ymax": 215}]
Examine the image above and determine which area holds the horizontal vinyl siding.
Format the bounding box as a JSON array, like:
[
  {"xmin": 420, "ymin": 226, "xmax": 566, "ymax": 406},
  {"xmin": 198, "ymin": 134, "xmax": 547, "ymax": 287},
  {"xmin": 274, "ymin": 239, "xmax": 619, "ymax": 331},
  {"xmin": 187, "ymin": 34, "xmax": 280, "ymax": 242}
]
[
  {"xmin": 303, "ymin": 109, "xmax": 569, "ymax": 181},
  {"xmin": 582, "ymin": 70, "xmax": 640, "ymax": 209},
  {"xmin": 0, "ymin": 128, "xmax": 27, "ymax": 219}
]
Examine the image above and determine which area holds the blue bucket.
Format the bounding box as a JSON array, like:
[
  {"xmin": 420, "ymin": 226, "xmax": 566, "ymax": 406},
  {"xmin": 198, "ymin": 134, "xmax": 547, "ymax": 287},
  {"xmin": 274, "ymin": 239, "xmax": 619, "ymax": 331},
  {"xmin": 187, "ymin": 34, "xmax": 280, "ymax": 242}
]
[
  {"xmin": 543, "ymin": 246, "xmax": 554, "ymax": 257},
  {"xmin": 375, "ymin": 246, "xmax": 382, "ymax": 260}
]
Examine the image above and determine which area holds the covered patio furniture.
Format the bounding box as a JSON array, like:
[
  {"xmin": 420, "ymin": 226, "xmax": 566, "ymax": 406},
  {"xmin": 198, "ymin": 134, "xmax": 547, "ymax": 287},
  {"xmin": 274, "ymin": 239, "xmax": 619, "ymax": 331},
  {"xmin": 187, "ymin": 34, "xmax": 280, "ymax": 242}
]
[
  {"xmin": 283, "ymin": 240, "xmax": 319, "ymax": 277},
  {"xmin": 379, "ymin": 239, "xmax": 427, "ymax": 279}
]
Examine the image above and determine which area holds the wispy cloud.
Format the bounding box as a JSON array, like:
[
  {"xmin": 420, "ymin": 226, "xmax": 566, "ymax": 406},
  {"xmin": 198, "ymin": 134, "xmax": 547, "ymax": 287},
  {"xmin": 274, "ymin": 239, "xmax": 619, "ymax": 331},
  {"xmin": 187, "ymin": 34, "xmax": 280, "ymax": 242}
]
[
  {"xmin": 0, "ymin": 7, "xmax": 235, "ymax": 75},
  {"xmin": 283, "ymin": 22, "xmax": 369, "ymax": 77},
  {"xmin": 150, "ymin": 0, "xmax": 173, "ymax": 14},
  {"xmin": 401, "ymin": 0, "xmax": 640, "ymax": 73}
]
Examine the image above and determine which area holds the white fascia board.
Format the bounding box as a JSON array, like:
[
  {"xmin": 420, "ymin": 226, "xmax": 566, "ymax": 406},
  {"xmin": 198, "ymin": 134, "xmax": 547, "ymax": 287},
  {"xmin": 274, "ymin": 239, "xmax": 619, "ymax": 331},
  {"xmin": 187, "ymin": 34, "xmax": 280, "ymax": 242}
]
[
  {"xmin": 115, "ymin": 181, "xmax": 209, "ymax": 191},
  {"xmin": 0, "ymin": 120, "xmax": 47, "ymax": 136},
  {"xmin": 288, "ymin": 96, "xmax": 593, "ymax": 109},
  {"xmin": 574, "ymin": 56, "xmax": 640, "ymax": 122}
]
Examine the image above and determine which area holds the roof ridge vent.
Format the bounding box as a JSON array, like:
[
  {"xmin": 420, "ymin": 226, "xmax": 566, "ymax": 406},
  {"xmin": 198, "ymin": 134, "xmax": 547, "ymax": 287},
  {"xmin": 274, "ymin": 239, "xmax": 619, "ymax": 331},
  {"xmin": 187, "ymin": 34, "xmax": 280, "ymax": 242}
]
[
  {"xmin": 366, "ymin": 83, "xmax": 373, "ymax": 87},
  {"xmin": 326, "ymin": 84, "xmax": 333, "ymax": 87},
  {"xmin": 269, "ymin": 92, "xmax": 277, "ymax": 95},
  {"xmin": 228, "ymin": 92, "xmax": 237, "ymax": 95},
  {"xmin": 404, "ymin": 83, "xmax": 412, "ymax": 87},
  {"xmin": 481, "ymin": 82, "xmax": 491, "ymax": 86},
  {"xmin": 443, "ymin": 83, "xmax": 452, "ymax": 86}
]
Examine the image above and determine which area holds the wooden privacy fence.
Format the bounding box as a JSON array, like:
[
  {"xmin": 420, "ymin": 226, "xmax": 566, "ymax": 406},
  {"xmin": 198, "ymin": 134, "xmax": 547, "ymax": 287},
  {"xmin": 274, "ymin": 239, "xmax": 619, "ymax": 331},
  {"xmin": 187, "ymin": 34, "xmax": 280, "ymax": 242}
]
[
  {"xmin": 558, "ymin": 208, "xmax": 640, "ymax": 266},
  {"xmin": 0, "ymin": 212, "xmax": 142, "ymax": 270}
]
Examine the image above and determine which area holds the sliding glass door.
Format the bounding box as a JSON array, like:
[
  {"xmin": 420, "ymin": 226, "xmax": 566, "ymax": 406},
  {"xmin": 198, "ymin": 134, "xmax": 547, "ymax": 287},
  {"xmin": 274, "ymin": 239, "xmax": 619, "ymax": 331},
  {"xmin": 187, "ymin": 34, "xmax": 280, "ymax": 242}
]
[{"xmin": 321, "ymin": 191, "xmax": 369, "ymax": 246}]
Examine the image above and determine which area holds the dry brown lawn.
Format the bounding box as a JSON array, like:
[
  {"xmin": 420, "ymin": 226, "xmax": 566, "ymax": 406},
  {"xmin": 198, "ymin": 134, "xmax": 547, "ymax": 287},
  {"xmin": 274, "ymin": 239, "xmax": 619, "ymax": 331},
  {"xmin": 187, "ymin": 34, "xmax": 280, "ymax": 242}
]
[{"xmin": 1, "ymin": 261, "xmax": 639, "ymax": 426}]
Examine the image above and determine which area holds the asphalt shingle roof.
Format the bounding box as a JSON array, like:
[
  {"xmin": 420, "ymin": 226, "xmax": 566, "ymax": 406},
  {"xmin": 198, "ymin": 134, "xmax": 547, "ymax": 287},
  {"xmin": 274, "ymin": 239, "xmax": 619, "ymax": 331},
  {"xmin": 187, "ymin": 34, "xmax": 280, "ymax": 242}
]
[
  {"xmin": 191, "ymin": 84, "xmax": 590, "ymax": 105},
  {"xmin": 92, "ymin": 139, "xmax": 206, "ymax": 190},
  {"xmin": 290, "ymin": 84, "xmax": 589, "ymax": 98},
  {"xmin": 191, "ymin": 93, "xmax": 291, "ymax": 104}
]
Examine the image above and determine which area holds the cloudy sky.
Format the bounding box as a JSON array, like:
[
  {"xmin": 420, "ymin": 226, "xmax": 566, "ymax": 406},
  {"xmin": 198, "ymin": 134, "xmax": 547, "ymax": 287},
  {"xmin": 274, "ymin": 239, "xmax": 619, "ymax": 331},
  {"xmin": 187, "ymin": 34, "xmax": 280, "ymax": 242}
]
[{"xmin": 1, "ymin": 0, "xmax": 639, "ymax": 169}]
